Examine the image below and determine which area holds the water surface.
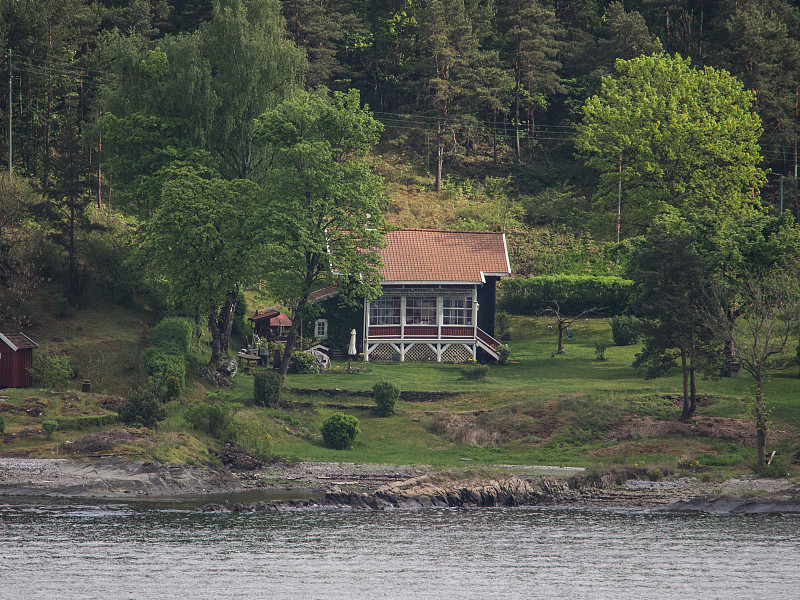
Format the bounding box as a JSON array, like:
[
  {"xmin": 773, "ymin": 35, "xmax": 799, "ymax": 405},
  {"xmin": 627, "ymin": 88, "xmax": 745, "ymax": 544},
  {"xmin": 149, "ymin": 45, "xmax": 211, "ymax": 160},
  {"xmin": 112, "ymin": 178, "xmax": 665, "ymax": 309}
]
[{"xmin": 1, "ymin": 500, "xmax": 798, "ymax": 599}]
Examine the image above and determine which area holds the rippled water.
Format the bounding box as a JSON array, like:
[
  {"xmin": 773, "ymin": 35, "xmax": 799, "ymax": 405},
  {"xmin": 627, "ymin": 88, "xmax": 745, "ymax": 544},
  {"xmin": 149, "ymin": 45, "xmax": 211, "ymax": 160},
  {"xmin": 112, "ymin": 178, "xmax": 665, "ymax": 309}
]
[{"xmin": 1, "ymin": 499, "xmax": 799, "ymax": 599}]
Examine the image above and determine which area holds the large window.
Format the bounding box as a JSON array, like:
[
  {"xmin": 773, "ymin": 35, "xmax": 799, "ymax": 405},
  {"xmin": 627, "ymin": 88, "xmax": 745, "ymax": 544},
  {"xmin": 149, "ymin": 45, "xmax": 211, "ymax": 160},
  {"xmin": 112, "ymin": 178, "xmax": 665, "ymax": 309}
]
[
  {"xmin": 369, "ymin": 296, "xmax": 401, "ymax": 325},
  {"xmin": 443, "ymin": 297, "xmax": 473, "ymax": 325},
  {"xmin": 405, "ymin": 297, "xmax": 437, "ymax": 325}
]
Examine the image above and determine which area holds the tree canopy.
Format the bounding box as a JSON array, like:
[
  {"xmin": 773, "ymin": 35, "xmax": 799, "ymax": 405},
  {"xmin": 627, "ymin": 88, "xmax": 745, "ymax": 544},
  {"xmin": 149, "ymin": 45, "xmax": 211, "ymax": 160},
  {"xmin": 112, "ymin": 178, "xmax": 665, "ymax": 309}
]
[
  {"xmin": 254, "ymin": 88, "xmax": 387, "ymax": 380},
  {"xmin": 576, "ymin": 53, "xmax": 766, "ymax": 239}
]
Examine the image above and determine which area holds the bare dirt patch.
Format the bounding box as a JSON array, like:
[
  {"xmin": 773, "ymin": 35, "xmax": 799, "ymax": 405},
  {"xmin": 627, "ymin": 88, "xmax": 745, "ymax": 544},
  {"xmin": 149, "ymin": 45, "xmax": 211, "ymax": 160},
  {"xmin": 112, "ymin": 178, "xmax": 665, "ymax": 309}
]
[
  {"xmin": 61, "ymin": 428, "xmax": 155, "ymax": 455},
  {"xmin": 603, "ymin": 415, "xmax": 792, "ymax": 446}
]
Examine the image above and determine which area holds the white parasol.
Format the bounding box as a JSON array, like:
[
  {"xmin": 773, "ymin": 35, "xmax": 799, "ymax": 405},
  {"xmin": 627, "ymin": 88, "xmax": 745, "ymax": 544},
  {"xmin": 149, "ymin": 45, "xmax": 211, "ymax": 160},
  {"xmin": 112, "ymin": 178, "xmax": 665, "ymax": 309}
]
[{"xmin": 348, "ymin": 329, "xmax": 357, "ymax": 370}]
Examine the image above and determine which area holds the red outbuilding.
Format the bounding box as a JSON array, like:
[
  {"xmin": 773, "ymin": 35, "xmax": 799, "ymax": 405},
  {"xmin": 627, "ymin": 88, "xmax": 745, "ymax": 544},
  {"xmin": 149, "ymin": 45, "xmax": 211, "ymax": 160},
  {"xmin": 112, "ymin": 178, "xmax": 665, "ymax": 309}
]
[{"xmin": 0, "ymin": 332, "xmax": 38, "ymax": 388}]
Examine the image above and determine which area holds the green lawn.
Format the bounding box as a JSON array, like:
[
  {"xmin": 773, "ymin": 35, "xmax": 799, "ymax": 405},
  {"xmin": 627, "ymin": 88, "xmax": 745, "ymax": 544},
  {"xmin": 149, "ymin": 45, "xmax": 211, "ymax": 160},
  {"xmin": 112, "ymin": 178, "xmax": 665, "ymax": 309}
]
[
  {"xmin": 4, "ymin": 316, "xmax": 797, "ymax": 475},
  {"xmin": 217, "ymin": 317, "xmax": 799, "ymax": 472}
]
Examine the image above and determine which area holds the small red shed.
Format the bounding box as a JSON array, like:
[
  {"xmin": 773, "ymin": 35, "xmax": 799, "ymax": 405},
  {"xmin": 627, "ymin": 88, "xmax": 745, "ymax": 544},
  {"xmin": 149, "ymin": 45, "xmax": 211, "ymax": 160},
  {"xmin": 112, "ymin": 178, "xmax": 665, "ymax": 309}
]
[{"xmin": 0, "ymin": 332, "xmax": 38, "ymax": 388}]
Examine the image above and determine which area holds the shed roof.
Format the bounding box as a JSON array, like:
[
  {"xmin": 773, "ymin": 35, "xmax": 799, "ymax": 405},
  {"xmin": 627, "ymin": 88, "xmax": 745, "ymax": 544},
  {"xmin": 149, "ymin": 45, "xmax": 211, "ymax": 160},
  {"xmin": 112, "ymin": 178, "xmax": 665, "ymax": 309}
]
[
  {"xmin": 378, "ymin": 229, "xmax": 511, "ymax": 284},
  {"xmin": 0, "ymin": 332, "xmax": 38, "ymax": 351}
]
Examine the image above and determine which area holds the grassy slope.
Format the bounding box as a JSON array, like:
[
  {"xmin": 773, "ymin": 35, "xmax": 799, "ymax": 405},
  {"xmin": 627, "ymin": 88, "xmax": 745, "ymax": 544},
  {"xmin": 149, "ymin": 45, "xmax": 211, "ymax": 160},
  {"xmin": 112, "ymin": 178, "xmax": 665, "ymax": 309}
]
[{"xmin": 3, "ymin": 306, "xmax": 798, "ymax": 474}]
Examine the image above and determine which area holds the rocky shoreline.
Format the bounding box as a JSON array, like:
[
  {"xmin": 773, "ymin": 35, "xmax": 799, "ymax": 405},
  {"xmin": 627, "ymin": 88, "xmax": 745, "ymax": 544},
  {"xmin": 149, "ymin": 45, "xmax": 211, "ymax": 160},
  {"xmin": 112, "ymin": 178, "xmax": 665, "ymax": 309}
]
[
  {"xmin": 1, "ymin": 457, "xmax": 798, "ymax": 514},
  {"xmin": 197, "ymin": 471, "xmax": 800, "ymax": 515}
]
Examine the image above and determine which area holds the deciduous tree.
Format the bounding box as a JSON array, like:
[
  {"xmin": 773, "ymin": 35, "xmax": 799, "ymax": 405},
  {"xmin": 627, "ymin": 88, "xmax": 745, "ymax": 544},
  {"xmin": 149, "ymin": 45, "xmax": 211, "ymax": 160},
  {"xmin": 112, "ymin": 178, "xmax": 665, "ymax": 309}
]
[
  {"xmin": 576, "ymin": 54, "xmax": 766, "ymax": 240},
  {"xmin": 254, "ymin": 88, "xmax": 386, "ymax": 383}
]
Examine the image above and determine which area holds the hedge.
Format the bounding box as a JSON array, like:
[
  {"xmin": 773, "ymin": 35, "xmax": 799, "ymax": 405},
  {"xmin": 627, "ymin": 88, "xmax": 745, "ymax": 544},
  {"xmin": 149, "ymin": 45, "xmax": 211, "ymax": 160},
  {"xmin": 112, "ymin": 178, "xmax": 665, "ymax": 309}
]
[
  {"xmin": 142, "ymin": 347, "xmax": 186, "ymax": 390},
  {"xmin": 48, "ymin": 414, "xmax": 119, "ymax": 431},
  {"xmin": 499, "ymin": 275, "xmax": 633, "ymax": 315},
  {"xmin": 150, "ymin": 317, "xmax": 195, "ymax": 356}
]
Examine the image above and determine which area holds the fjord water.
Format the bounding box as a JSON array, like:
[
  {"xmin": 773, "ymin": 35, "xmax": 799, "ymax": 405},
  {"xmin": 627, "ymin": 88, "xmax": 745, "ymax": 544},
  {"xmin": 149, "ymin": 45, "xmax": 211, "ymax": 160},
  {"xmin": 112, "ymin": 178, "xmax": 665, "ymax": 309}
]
[{"xmin": 2, "ymin": 500, "xmax": 799, "ymax": 599}]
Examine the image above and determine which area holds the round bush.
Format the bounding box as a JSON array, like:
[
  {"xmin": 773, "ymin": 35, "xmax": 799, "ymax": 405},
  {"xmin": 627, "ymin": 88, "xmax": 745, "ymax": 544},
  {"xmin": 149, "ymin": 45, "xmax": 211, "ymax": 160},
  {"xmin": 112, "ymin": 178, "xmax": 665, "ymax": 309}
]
[
  {"xmin": 0, "ymin": 414, "xmax": 5, "ymax": 435},
  {"xmin": 142, "ymin": 347, "xmax": 186, "ymax": 390},
  {"xmin": 254, "ymin": 370, "xmax": 281, "ymax": 407},
  {"xmin": 461, "ymin": 363, "xmax": 489, "ymax": 381},
  {"xmin": 610, "ymin": 315, "xmax": 643, "ymax": 346},
  {"xmin": 373, "ymin": 380, "xmax": 400, "ymax": 417},
  {"xmin": 42, "ymin": 419, "xmax": 59, "ymax": 435},
  {"xmin": 288, "ymin": 351, "xmax": 316, "ymax": 374},
  {"xmin": 119, "ymin": 387, "xmax": 167, "ymax": 429},
  {"xmin": 321, "ymin": 413, "xmax": 360, "ymax": 449}
]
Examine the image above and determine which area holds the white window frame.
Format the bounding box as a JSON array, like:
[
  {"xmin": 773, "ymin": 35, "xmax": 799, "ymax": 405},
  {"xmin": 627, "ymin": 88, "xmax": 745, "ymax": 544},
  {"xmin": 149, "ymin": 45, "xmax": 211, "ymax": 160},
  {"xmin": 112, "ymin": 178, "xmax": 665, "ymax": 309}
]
[
  {"xmin": 405, "ymin": 297, "xmax": 437, "ymax": 325},
  {"xmin": 369, "ymin": 296, "xmax": 401, "ymax": 325},
  {"xmin": 442, "ymin": 296, "xmax": 473, "ymax": 325},
  {"xmin": 315, "ymin": 319, "xmax": 328, "ymax": 339}
]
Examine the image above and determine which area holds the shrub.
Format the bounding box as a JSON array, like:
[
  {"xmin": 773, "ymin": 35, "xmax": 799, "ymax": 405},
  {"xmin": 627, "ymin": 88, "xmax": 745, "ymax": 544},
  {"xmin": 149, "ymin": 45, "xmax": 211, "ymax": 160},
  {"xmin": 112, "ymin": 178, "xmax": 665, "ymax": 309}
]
[
  {"xmin": 184, "ymin": 401, "xmax": 232, "ymax": 440},
  {"xmin": 51, "ymin": 293, "xmax": 72, "ymax": 317},
  {"xmin": 461, "ymin": 362, "xmax": 489, "ymax": 381},
  {"xmin": 373, "ymin": 381, "xmax": 400, "ymax": 417},
  {"xmin": 0, "ymin": 414, "xmax": 5, "ymax": 435},
  {"xmin": 321, "ymin": 413, "xmax": 360, "ymax": 449},
  {"xmin": 759, "ymin": 456, "xmax": 790, "ymax": 478},
  {"xmin": 150, "ymin": 317, "xmax": 195, "ymax": 355},
  {"xmin": 51, "ymin": 414, "xmax": 118, "ymax": 431},
  {"xmin": 142, "ymin": 347, "xmax": 186, "ymax": 390},
  {"xmin": 288, "ymin": 351, "xmax": 316, "ymax": 374},
  {"xmin": 254, "ymin": 370, "xmax": 281, "ymax": 407},
  {"xmin": 119, "ymin": 387, "xmax": 167, "ymax": 429},
  {"xmin": 499, "ymin": 275, "xmax": 633, "ymax": 315},
  {"xmin": 42, "ymin": 419, "xmax": 59, "ymax": 435},
  {"xmin": 610, "ymin": 315, "xmax": 642, "ymax": 346},
  {"xmin": 495, "ymin": 311, "xmax": 512, "ymax": 340},
  {"xmin": 496, "ymin": 344, "xmax": 511, "ymax": 365},
  {"xmin": 32, "ymin": 353, "xmax": 74, "ymax": 390},
  {"xmin": 594, "ymin": 340, "xmax": 610, "ymax": 360}
]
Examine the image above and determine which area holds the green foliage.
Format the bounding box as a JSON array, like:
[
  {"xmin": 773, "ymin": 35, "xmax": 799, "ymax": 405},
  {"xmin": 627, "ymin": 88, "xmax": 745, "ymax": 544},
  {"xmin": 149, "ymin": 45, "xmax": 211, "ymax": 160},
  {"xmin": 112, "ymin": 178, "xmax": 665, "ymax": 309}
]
[
  {"xmin": 0, "ymin": 414, "xmax": 3, "ymax": 435},
  {"xmin": 495, "ymin": 311, "xmax": 512, "ymax": 340},
  {"xmin": 461, "ymin": 363, "xmax": 489, "ymax": 381},
  {"xmin": 759, "ymin": 456, "xmax": 789, "ymax": 478},
  {"xmin": 321, "ymin": 412, "xmax": 360, "ymax": 449},
  {"xmin": 142, "ymin": 347, "xmax": 186, "ymax": 391},
  {"xmin": 42, "ymin": 419, "xmax": 59, "ymax": 436},
  {"xmin": 594, "ymin": 340, "xmax": 610, "ymax": 361},
  {"xmin": 49, "ymin": 414, "xmax": 118, "ymax": 431},
  {"xmin": 184, "ymin": 401, "xmax": 233, "ymax": 440},
  {"xmin": 51, "ymin": 293, "xmax": 72, "ymax": 317},
  {"xmin": 288, "ymin": 352, "xmax": 317, "ymax": 374},
  {"xmin": 253, "ymin": 371, "xmax": 282, "ymax": 407},
  {"xmin": 373, "ymin": 380, "xmax": 400, "ymax": 417},
  {"xmin": 610, "ymin": 315, "xmax": 642, "ymax": 346},
  {"xmin": 150, "ymin": 317, "xmax": 195, "ymax": 356},
  {"xmin": 576, "ymin": 54, "xmax": 765, "ymax": 239},
  {"xmin": 496, "ymin": 344, "xmax": 511, "ymax": 366},
  {"xmin": 119, "ymin": 387, "xmax": 167, "ymax": 429},
  {"xmin": 228, "ymin": 416, "xmax": 274, "ymax": 461},
  {"xmin": 31, "ymin": 353, "xmax": 74, "ymax": 391},
  {"xmin": 500, "ymin": 275, "xmax": 632, "ymax": 315}
]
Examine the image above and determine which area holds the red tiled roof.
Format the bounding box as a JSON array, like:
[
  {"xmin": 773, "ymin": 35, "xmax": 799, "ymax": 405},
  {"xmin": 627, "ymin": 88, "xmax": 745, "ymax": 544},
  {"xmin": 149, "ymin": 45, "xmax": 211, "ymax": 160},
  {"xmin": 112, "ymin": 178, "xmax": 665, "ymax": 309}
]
[
  {"xmin": 308, "ymin": 286, "xmax": 340, "ymax": 302},
  {"xmin": 270, "ymin": 313, "xmax": 292, "ymax": 327},
  {"xmin": 248, "ymin": 310, "xmax": 292, "ymax": 327},
  {"xmin": 0, "ymin": 332, "xmax": 38, "ymax": 351},
  {"xmin": 378, "ymin": 229, "xmax": 510, "ymax": 283}
]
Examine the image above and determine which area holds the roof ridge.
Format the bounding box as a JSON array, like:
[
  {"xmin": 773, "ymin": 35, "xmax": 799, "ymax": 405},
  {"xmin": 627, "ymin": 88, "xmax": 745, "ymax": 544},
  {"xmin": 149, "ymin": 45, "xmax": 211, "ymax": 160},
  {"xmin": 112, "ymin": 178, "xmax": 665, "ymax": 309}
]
[{"xmin": 390, "ymin": 228, "xmax": 504, "ymax": 235}]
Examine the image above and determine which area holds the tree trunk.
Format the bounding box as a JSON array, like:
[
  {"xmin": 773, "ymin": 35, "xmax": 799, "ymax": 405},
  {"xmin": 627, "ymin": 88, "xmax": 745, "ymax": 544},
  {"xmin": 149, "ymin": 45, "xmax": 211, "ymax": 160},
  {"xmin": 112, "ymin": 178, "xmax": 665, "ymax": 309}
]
[
  {"xmin": 278, "ymin": 298, "xmax": 308, "ymax": 387},
  {"xmin": 208, "ymin": 313, "xmax": 221, "ymax": 366},
  {"xmin": 217, "ymin": 285, "xmax": 239, "ymax": 357},
  {"xmin": 435, "ymin": 119, "xmax": 443, "ymax": 193},
  {"xmin": 755, "ymin": 373, "xmax": 767, "ymax": 472},
  {"xmin": 680, "ymin": 349, "xmax": 690, "ymax": 420},
  {"xmin": 689, "ymin": 363, "xmax": 696, "ymax": 417},
  {"xmin": 557, "ymin": 322, "xmax": 565, "ymax": 353}
]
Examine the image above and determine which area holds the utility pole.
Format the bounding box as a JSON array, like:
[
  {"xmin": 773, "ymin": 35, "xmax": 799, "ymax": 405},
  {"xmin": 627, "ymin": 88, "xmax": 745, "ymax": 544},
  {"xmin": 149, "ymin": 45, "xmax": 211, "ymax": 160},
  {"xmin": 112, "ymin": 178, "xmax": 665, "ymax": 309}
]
[{"xmin": 7, "ymin": 49, "xmax": 11, "ymax": 180}]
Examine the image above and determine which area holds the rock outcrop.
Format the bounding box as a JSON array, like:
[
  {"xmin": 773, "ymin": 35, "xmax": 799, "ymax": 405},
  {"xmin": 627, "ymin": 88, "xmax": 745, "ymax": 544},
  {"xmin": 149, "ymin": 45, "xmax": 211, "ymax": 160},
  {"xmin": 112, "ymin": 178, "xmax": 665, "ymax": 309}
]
[{"xmin": 198, "ymin": 475, "xmax": 579, "ymax": 513}]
